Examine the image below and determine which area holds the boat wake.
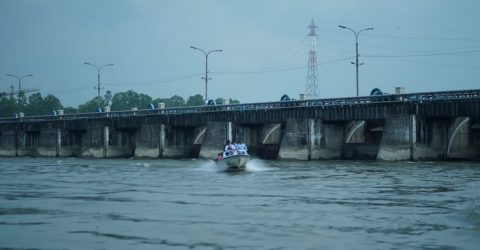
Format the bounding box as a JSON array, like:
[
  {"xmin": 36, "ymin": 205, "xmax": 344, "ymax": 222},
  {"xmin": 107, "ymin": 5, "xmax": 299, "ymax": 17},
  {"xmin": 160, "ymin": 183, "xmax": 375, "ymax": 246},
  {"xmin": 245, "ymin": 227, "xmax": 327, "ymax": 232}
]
[
  {"xmin": 195, "ymin": 158, "xmax": 273, "ymax": 172},
  {"xmin": 195, "ymin": 160, "xmax": 219, "ymax": 172},
  {"xmin": 245, "ymin": 158, "xmax": 273, "ymax": 172}
]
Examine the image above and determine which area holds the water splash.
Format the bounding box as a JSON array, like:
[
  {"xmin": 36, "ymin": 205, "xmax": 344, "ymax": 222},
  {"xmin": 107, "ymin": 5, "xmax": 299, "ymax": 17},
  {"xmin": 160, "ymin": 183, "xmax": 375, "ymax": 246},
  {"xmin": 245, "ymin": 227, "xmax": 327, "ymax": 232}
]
[
  {"xmin": 195, "ymin": 160, "xmax": 218, "ymax": 172},
  {"xmin": 246, "ymin": 158, "xmax": 273, "ymax": 172},
  {"xmin": 194, "ymin": 158, "xmax": 273, "ymax": 172},
  {"xmin": 129, "ymin": 162, "xmax": 151, "ymax": 167}
]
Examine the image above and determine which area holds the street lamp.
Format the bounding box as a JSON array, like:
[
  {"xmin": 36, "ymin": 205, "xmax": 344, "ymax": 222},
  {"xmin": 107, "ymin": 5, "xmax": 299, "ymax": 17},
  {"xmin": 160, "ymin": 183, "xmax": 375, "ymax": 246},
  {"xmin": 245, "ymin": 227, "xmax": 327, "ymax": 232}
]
[
  {"xmin": 338, "ymin": 25, "xmax": 374, "ymax": 96},
  {"xmin": 6, "ymin": 73, "xmax": 34, "ymax": 112},
  {"xmin": 190, "ymin": 46, "xmax": 223, "ymax": 101},
  {"xmin": 84, "ymin": 62, "xmax": 114, "ymax": 109}
]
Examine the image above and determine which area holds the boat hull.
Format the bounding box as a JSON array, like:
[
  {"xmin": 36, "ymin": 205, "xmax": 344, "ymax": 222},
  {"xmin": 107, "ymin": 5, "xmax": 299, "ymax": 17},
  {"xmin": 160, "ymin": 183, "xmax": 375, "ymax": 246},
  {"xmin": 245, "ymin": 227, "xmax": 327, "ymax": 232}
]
[{"xmin": 216, "ymin": 155, "xmax": 249, "ymax": 171}]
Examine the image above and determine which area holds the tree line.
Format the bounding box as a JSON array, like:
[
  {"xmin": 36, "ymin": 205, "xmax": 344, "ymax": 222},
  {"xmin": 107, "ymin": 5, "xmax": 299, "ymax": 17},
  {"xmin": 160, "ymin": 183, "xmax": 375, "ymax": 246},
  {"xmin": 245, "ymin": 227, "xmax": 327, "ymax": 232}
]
[{"xmin": 0, "ymin": 90, "xmax": 239, "ymax": 117}]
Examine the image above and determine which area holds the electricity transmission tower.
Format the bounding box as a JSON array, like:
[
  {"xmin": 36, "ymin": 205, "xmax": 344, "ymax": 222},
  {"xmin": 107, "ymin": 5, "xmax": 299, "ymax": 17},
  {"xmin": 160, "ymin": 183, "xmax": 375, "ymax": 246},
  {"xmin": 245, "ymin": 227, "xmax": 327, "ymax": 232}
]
[{"xmin": 306, "ymin": 18, "xmax": 319, "ymax": 99}]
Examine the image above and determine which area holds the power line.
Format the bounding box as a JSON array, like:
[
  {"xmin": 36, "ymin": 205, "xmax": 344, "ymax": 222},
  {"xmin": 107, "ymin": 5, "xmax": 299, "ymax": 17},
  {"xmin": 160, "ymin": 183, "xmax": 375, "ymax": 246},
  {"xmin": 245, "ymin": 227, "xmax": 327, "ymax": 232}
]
[
  {"xmin": 214, "ymin": 65, "xmax": 305, "ymax": 75},
  {"xmin": 213, "ymin": 57, "xmax": 353, "ymax": 75},
  {"xmin": 317, "ymin": 26, "xmax": 480, "ymax": 42},
  {"xmin": 364, "ymin": 49, "xmax": 480, "ymax": 58},
  {"xmin": 363, "ymin": 33, "xmax": 480, "ymax": 42}
]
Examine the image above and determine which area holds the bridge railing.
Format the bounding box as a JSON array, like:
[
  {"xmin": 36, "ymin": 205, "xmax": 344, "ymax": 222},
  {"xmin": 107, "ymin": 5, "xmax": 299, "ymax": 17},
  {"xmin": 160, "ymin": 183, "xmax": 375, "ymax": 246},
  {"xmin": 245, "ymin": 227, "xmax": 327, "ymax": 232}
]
[{"xmin": 1, "ymin": 88, "xmax": 479, "ymax": 123}]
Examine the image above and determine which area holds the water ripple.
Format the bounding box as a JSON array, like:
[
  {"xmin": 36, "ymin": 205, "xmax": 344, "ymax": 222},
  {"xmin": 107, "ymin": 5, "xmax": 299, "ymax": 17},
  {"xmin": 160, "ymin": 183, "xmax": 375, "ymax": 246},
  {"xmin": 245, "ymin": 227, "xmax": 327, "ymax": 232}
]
[
  {"xmin": 0, "ymin": 158, "xmax": 479, "ymax": 250},
  {"xmin": 69, "ymin": 230, "xmax": 239, "ymax": 249}
]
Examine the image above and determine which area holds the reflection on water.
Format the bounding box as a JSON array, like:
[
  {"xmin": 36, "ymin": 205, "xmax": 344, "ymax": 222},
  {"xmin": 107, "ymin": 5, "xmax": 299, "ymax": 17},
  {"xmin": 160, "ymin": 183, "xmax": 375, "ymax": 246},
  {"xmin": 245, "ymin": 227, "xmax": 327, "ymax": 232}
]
[{"xmin": 0, "ymin": 157, "xmax": 479, "ymax": 249}]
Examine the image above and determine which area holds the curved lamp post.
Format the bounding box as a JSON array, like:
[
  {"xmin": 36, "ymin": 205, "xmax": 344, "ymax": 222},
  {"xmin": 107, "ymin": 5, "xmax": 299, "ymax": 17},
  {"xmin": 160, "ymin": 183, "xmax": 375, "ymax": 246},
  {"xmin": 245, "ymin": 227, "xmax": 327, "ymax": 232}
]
[
  {"xmin": 6, "ymin": 73, "xmax": 34, "ymax": 112},
  {"xmin": 190, "ymin": 46, "xmax": 223, "ymax": 101},
  {"xmin": 338, "ymin": 25, "xmax": 374, "ymax": 96},
  {"xmin": 84, "ymin": 62, "xmax": 113, "ymax": 108}
]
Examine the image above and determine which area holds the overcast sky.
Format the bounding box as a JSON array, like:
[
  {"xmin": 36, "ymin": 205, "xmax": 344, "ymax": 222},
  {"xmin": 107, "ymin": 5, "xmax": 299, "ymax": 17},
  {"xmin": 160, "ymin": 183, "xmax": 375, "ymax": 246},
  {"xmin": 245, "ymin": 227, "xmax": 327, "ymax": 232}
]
[{"xmin": 1, "ymin": 0, "xmax": 479, "ymax": 107}]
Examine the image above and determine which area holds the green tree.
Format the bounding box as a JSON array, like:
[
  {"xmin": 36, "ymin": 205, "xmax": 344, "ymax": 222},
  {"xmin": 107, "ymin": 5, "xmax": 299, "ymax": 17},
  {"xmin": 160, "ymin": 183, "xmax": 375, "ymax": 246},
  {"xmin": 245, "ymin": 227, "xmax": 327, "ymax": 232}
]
[
  {"xmin": 24, "ymin": 93, "xmax": 63, "ymax": 116},
  {"xmin": 78, "ymin": 96, "xmax": 103, "ymax": 113},
  {"xmin": 215, "ymin": 98, "xmax": 223, "ymax": 105},
  {"xmin": 63, "ymin": 107, "xmax": 78, "ymax": 114},
  {"xmin": 214, "ymin": 98, "xmax": 240, "ymax": 105},
  {"xmin": 43, "ymin": 94, "xmax": 63, "ymax": 114},
  {"xmin": 0, "ymin": 96, "xmax": 18, "ymax": 117},
  {"xmin": 111, "ymin": 90, "xmax": 153, "ymax": 111},
  {"xmin": 25, "ymin": 93, "xmax": 44, "ymax": 115},
  {"xmin": 186, "ymin": 94, "xmax": 204, "ymax": 106},
  {"xmin": 169, "ymin": 95, "xmax": 185, "ymax": 107},
  {"xmin": 153, "ymin": 95, "xmax": 186, "ymax": 108},
  {"xmin": 229, "ymin": 98, "xmax": 240, "ymax": 104}
]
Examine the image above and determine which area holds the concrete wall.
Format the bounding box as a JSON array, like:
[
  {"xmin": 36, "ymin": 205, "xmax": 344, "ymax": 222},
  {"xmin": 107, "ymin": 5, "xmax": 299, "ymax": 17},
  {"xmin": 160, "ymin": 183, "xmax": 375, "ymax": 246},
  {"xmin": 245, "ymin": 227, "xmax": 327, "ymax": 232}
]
[
  {"xmin": 163, "ymin": 126, "xmax": 197, "ymax": 158},
  {"xmin": 260, "ymin": 123, "xmax": 282, "ymax": 159},
  {"xmin": 377, "ymin": 115, "xmax": 415, "ymax": 161},
  {"xmin": 59, "ymin": 130, "xmax": 84, "ymax": 157},
  {"xmin": 313, "ymin": 122, "xmax": 344, "ymax": 160},
  {"xmin": 80, "ymin": 122, "xmax": 105, "ymax": 158},
  {"xmin": 199, "ymin": 122, "xmax": 228, "ymax": 159},
  {"xmin": 0, "ymin": 100, "xmax": 479, "ymax": 161},
  {"xmin": 415, "ymin": 119, "xmax": 448, "ymax": 160},
  {"xmin": 134, "ymin": 124, "xmax": 162, "ymax": 158},
  {"xmin": 345, "ymin": 121, "xmax": 365, "ymax": 143},
  {"xmin": 37, "ymin": 124, "xmax": 59, "ymax": 157},
  {"xmin": 278, "ymin": 119, "xmax": 343, "ymax": 160},
  {"xmin": 343, "ymin": 120, "xmax": 382, "ymax": 160},
  {"xmin": 447, "ymin": 117, "xmax": 478, "ymax": 160},
  {"xmin": 278, "ymin": 118, "xmax": 309, "ymax": 160},
  {"xmin": 343, "ymin": 143, "xmax": 380, "ymax": 159},
  {"xmin": 106, "ymin": 128, "xmax": 137, "ymax": 158},
  {"xmin": 0, "ymin": 128, "xmax": 16, "ymax": 156}
]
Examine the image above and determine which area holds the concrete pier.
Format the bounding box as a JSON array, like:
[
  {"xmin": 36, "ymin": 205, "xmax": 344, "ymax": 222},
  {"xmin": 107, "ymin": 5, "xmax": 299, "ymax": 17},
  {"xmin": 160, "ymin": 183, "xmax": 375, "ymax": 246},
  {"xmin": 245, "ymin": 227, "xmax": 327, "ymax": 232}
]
[
  {"xmin": 134, "ymin": 124, "xmax": 162, "ymax": 158},
  {"xmin": 377, "ymin": 115, "xmax": 416, "ymax": 161},
  {"xmin": 278, "ymin": 119, "xmax": 344, "ymax": 160}
]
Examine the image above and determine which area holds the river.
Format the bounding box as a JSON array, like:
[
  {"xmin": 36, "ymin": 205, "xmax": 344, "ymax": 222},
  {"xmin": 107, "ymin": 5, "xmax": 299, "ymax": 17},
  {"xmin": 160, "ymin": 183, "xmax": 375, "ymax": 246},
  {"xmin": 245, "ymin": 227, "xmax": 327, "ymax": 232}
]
[{"xmin": 0, "ymin": 157, "xmax": 479, "ymax": 249}]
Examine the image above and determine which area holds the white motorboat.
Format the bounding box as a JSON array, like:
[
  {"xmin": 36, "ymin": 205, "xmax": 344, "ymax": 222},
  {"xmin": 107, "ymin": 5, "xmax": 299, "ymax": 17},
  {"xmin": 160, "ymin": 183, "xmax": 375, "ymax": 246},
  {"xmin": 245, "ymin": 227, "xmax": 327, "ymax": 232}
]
[{"xmin": 215, "ymin": 152, "xmax": 250, "ymax": 172}]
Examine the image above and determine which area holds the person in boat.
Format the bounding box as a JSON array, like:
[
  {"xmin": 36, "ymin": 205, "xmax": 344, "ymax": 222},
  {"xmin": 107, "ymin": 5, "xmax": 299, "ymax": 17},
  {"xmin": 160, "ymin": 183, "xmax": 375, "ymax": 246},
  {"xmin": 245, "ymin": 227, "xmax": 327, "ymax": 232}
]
[
  {"xmin": 224, "ymin": 140, "xmax": 230, "ymax": 151},
  {"xmin": 236, "ymin": 140, "xmax": 248, "ymax": 155},
  {"xmin": 223, "ymin": 140, "xmax": 236, "ymax": 157},
  {"xmin": 231, "ymin": 140, "xmax": 238, "ymax": 155}
]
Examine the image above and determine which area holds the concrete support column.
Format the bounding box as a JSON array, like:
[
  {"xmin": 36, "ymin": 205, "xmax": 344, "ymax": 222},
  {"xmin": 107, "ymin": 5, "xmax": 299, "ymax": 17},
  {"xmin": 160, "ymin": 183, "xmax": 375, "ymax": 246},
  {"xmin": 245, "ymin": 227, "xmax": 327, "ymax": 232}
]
[
  {"xmin": 159, "ymin": 124, "xmax": 165, "ymax": 158},
  {"xmin": 307, "ymin": 119, "xmax": 315, "ymax": 160},
  {"xmin": 227, "ymin": 122, "xmax": 232, "ymax": 142},
  {"xmin": 56, "ymin": 128, "xmax": 61, "ymax": 157},
  {"xmin": 103, "ymin": 126, "xmax": 109, "ymax": 158},
  {"xmin": 377, "ymin": 115, "xmax": 416, "ymax": 161},
  {"xmin": 15, "ymin": 128, "xmax": 19, "ymax": 157},
  {"xmin": 16, "ymin": 130, "xmax": 27, "ymax": 156},
  {"xmin": 278, "ymin": 119, "xmax": 343, "ymax": 160},
  {"xmin": 278, "ymin": 119, "xmax": 309, "ymax": 160}
]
